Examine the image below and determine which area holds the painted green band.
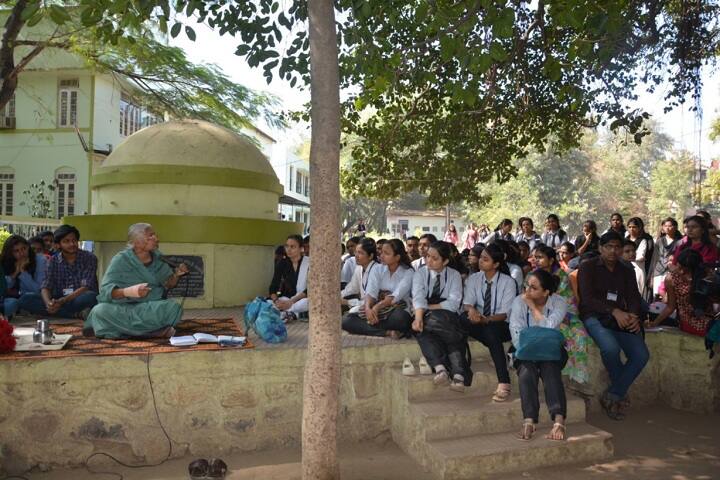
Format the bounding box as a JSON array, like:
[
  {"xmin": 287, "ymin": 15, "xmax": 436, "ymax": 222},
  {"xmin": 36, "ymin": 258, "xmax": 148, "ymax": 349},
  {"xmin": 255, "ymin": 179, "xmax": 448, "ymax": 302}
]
[
  {"xmin": 64, "ymin": 214, "xmax": 303, "ymax": 246},
  {"xmin": 0, "ymin": 128, "xmax": 90, "ymax": 134},
  {"xmin": 90, "ymin": 165, "xmax": 284, "ymax": 196}
]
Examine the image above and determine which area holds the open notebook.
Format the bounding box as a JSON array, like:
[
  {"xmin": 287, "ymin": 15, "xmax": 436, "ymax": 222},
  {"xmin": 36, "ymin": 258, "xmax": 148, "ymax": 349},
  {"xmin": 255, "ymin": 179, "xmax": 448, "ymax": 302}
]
[{"xmin": 169, "ymin": 333, "xmax": 247, "ymax": 347}]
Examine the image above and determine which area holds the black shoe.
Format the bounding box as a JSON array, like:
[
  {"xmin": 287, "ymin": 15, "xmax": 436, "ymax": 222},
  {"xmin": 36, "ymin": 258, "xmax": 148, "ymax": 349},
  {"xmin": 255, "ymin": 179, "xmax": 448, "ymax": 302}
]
[{"xmin": 600, "ymin": 391, "xmax": 625, "ymax": 421}]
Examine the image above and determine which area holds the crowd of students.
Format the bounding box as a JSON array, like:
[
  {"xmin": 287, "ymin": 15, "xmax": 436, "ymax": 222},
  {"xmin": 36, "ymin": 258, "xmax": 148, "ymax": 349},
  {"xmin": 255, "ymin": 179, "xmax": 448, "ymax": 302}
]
[{"xmin": 270, "ymin": 211, "xmax": 720, "ymax": 440}]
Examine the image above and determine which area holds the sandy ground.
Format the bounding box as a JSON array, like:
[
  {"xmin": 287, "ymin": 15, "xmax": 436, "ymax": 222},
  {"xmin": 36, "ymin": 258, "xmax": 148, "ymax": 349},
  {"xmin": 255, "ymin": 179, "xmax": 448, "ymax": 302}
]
[{"xmin": 15, "ymin": 405, "xmax": 720, "ymax": 480}]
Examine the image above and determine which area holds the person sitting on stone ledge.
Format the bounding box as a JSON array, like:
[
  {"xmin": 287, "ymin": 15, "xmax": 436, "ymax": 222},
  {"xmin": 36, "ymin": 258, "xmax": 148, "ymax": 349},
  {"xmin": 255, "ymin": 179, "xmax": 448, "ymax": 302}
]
[
  {"xmin": 83, "ymin": 223, "xmax": 188, "ymax": 338},
  {"xmin": 342, "ymin": 239, "xmax": 414, "ymax": 338},
  {"xmin": 269, "ymin": 234, "xmax": 309, "ymax": 324},
  {"xmin": 411, "ymin": 233, "xmax": 437, "ymax": 270},
  {"xmin": 341, "ymin": 237, "xmax": 379, "ymax": 316},
  {"xmin": 578, "ymin": 231, "xmax": 649, "ymax": 421},
  {"xmin": 20, "ymin": 225, "xmax": 98, "ymax": 319},
  {"xmin": 1, "ymin": 235, "xmax": 48, "ymax": 320},
  {"xmin": 509, "ymin": 269, "xmax": 568, "ymax": 441}
]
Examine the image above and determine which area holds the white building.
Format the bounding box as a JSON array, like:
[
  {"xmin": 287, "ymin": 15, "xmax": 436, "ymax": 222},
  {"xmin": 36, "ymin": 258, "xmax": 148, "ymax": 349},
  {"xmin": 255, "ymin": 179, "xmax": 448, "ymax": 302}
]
[{"xmin": 386, "ymin": 209, "xmax": 466, "ymax": 239}]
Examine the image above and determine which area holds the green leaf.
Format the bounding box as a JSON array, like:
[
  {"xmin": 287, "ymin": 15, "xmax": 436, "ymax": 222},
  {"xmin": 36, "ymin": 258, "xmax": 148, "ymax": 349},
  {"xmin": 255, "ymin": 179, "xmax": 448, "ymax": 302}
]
[
  {"xmin": 21, "ymin": 3, "xmax": 40, "ymax": 21},
  {"xmin": 489, "ymin": 42, "xmax": 507, "ymax": 61},
  {"xmin": 493, "ymin": 8, "xmax": 515, "ymax": 39},
  {"xmin": 48, "ymin": 5, "xmax": 72, "ymax": 25},
  {"xmin": 26, "ymin": 11, "xmax": 44, "ymax": 27},
  {"xmin": 185, "ymin": 26, "xmax": 196, "ymax": 41},
  {"xmin": 171, "ymin": 22, "xmax": 182, "ymax": 38}
]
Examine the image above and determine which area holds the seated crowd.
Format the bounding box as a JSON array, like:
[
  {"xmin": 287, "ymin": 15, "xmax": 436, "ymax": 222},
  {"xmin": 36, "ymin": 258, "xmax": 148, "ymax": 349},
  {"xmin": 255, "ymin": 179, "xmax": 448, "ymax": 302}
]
[{"xmin": 270, "ymin": 210, "xmax": 720, "ymax": 439}]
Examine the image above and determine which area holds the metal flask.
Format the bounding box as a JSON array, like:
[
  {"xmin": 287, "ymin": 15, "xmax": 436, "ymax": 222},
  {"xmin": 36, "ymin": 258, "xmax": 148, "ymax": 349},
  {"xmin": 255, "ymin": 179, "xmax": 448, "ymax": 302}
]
[{"xmin": 32, "ymin": 319, "xmax": 54, "ymax": 345}]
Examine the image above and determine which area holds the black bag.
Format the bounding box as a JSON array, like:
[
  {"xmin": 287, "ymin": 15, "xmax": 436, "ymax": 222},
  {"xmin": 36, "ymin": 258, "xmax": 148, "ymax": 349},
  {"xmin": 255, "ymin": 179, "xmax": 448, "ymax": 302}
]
[{"xmin": 423, "ymin": 310, "xmax": 466, "ymax": 344}]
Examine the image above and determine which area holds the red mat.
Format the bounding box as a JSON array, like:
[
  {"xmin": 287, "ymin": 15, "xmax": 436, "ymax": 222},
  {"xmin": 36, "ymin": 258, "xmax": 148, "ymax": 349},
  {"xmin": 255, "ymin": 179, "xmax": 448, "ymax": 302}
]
[{"xmin": 0, "ymin": 318, "xmax": 253, "ymax": 360}]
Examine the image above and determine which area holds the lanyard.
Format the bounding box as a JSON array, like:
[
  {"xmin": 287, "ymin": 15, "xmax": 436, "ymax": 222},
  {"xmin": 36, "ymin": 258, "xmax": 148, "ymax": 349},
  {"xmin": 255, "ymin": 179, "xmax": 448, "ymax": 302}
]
[
  {"xmin": 526, "ymin": 303, "xmax": 551, "ymax": 326},
  {"xmin": 362, "ymin": 261, "xmax": 376, "ymax": 292}
]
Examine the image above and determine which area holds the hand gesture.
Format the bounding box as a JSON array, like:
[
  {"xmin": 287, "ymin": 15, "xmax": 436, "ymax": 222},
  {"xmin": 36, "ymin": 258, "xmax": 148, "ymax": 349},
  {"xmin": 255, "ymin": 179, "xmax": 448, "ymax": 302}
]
[
  {"xmin": 137, "ymin": 284, "xmax": 151, "ymax": 298},
  {"xmin": 47, "ymin": 299, "xmax": 61, "ymax": 314},
  {"xmin": 175, "ymin": 263, "xmax": 189, "ymax": 277},
  {"xmin": 366, "ymin": 305, "xmax": 380, "ymax": 325},
  {"xmin": 412, "ymin": 316, "xmax": 423, "ymax": 332}
]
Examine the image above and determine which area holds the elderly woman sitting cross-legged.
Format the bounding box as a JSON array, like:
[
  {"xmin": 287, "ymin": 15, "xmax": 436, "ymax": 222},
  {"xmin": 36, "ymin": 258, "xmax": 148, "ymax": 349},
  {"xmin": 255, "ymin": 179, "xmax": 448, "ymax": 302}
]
[{"xmin": 83, "ymin": 223, "xmax": 189, "ymax": 339}]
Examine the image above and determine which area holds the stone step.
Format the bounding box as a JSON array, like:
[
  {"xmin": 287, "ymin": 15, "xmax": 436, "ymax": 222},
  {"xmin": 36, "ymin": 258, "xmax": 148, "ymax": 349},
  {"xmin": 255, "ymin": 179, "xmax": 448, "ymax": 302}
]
[
  {"xmin": 411, "ymin": 393, "xmax": 587, "ymax": 441},
  {"xmin": 400, "ymin": 362, "xmax": 519, "ymax": 402},
  {"xmin": 425, "ymin": 421, "xmax": 613, "ymax": 479}
]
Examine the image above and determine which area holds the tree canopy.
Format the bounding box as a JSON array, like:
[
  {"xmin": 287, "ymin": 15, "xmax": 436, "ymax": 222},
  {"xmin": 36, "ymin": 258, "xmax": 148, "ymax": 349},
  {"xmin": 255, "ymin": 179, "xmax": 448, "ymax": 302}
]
[{"xmin": 0, "ymin": 1, "xmax": 282, "ymax": 131}]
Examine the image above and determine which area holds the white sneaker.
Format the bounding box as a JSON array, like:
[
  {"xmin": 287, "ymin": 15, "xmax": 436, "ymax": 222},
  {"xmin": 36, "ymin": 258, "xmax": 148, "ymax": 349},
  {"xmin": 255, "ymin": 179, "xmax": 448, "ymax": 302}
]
[
  {"xmin": 433, "ymin": 369, "xmax": 450, "ymax": 386},
  {"xmin": 450, "ymin": 374, "xmax": 465, "ymax": 393},
  {"xmin": 402, "ymin": 357, "xmax": 417, "ymax": 376},
  {"xmin": 418, "ymin": 356, "xmax": 432, "ymax": 375}
]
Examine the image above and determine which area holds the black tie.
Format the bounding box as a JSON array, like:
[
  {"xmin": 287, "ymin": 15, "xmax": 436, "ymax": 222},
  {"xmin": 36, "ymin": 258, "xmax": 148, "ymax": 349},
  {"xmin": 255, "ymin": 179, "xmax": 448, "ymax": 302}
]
[
  {"xmin": 483, "ymin": 281, "xmax": 492, "ymax": 316},
  {"xmin": 431, "ymin": 273, "xmax": 441, "ymax": 298}
]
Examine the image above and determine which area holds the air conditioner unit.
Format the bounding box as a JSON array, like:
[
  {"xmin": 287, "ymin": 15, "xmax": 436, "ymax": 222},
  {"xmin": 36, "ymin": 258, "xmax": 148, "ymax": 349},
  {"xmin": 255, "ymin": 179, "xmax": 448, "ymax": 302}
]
[{"xmin": 0, "ymin": 117, "xmax": 16, "ymax": 129}]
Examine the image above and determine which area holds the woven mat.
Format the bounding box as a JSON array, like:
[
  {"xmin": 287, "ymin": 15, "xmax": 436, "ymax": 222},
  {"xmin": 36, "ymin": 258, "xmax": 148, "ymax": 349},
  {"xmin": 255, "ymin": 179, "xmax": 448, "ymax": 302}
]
[{"xmin": 0, "ymin": 318, "xmax": 253, "ymax": 360}]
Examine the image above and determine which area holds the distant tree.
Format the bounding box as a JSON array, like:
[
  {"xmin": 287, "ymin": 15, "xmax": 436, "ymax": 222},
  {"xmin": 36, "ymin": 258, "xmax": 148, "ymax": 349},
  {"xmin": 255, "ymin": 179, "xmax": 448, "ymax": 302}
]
[{"xmin": 647, "ymin": 152, "xmax": 695, "ymax": 230}]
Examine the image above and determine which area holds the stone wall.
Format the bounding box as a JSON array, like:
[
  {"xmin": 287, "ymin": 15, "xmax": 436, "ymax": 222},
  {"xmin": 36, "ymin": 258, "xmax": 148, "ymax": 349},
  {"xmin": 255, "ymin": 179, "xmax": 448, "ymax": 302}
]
[{"xmin": 1, "ymin": 330, "xmax": 718, "ymax": 475}]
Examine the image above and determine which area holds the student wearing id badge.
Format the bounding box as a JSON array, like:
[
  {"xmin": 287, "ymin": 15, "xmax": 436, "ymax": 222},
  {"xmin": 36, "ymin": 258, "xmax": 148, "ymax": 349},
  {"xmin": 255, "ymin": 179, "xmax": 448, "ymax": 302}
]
[
  {"xmin": 20, "ymin": 225, "xmax": 99, "ymax": 319},
  {"xmin": 578, "ymin": 231, "xmax": 649, "ymax": 421}
]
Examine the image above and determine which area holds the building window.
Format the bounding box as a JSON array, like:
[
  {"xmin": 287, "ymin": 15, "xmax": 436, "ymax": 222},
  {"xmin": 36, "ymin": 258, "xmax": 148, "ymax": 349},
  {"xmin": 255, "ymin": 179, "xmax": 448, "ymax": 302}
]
[
  {"xmin": 432, "ymin": 226, "xmax": 438, "ymax": 232},
  {"xmin": 1, "ymin": 94, "xmax": 16, "ymax": 129},
  {"xmin": 0, "ymin": 170, "xmax": 14, "ymax": 215},
  {"xmin": 296, "ymin": 171, "xmax": 302, "ymax": 194},
  {"xmin": 303, "ymin": 174, "xmax": 309, "ymax": 197},
  {"xmin": 58, "ymin": 79, "xmax": 79, "ymax": 127},
  {"xmin": 120, "ymin": 92, "xmax": 142, "ymax": 137},
  {"xmin": 295, "ymin": 211, "xmax": 302, "ymax": 222},
  {"xmin": 288, "ymin": 166, "xmax": 294, "ymax": 191},
  {"xmin": 55, "ymin": 171, "xmax": 76, "ymax": 218},
  {"xmin": 422, "ymin": 226, "xmax": 430, "ymax": 232}
]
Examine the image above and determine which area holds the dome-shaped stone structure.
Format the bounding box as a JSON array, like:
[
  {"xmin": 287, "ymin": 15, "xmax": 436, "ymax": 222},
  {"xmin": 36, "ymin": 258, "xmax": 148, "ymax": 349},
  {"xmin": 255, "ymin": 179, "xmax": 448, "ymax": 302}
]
[{"xmin": 66, "ymin": 120, "xmax": 302, "ymax": 307}]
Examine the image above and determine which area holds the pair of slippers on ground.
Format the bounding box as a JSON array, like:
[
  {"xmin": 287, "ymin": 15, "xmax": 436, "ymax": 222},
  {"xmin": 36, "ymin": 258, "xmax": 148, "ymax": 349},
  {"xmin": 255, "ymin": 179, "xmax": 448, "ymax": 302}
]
[{"xmin": 189, "ymin": 458, "xmax": 227, "ymax": 479}]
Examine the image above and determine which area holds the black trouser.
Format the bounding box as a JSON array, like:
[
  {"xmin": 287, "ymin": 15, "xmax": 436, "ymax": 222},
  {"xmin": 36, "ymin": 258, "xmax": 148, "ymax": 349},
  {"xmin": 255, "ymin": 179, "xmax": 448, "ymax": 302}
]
[
  {"xmin": 342, "ymin": 309, "xmax": 413, "ymax": 337},
  {"xmin": 516, "ymin": 359, "xmax": 567, "ymax": 423},
  {"xmin": 416, "ymin": 310, "xmax": 466, "ymax": 378},
  {"xmin": 461, "ymin": 313, "xmax": 511, "ymax": 384}
]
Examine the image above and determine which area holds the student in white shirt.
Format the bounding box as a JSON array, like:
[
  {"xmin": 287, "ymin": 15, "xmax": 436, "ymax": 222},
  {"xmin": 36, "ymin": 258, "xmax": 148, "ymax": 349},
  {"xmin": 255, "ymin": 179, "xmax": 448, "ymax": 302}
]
[
  {"xmin": 509, "ymin": 269, "xmax": 568, "ymax": 441},
  {"xmin": 342, "ymin": 239, "xmax": 414, "ymax": 337},
  {"xmin": 461, "ymin": 242, "xmax": 517, "ymax": 402},
  {"xmin": 341, "ymin": 238, "xmax": 378, "ymax": 314},
  {"xmin": 541, "ymin": 214, "xmax": 568, "ymax": 249},
  {"xmin": 412, "ymin": 241, "xmax": 466, "ymax": 392},
  {"xmin": 514, "ymin": 217, "xmax": 542, "ymax": 250},
  {"xmin": 622, "ymin": 240, "xmax": 645, "ymax": 298},
  {"xmin": 269, "ymin": 234, "xmax": 310, "ymax": 323},
  {"xmin": 341, "ymin": 236, "xmax": 361, "ymax": 288},
  {"xmin": 411, "ymin": 233, "xmax": 437, "ymax": 270}
]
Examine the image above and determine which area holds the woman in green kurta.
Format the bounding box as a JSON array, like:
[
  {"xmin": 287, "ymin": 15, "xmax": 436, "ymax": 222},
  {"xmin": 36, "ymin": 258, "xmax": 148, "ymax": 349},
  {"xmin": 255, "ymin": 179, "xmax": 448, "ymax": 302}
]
[{"xmin": 84, "ymin": 223, "xmax": 189, "ymax": 339}]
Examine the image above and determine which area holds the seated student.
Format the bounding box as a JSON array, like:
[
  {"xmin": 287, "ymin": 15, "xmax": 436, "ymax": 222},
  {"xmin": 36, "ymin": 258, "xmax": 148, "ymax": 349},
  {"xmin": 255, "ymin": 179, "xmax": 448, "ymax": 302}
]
[
  {"xmin": 494, "ymin": 239, "xmax": 524, "ymax": 293},
  {"xmin": 28, "ymin": 236, "xmax": 48, "ymax": 258},
  {"xmin": 514, "ymin": 217, "xmax": 542, "ymax": 250},
  {"xmin": 673, "ymin": 215, "xmax": 719, "ymax": 265},
  {"xmin": 376, "ymin": 239, "xmax": 388, "ymax": 263},
  {"xmin": 341, "ymin": 236, "xmax": 361, "ymax": 289},
  {"xmin": 83, "ymin": 223, "xmax": 187, "ymax": 338},
  {"xmin": 269, "ymin": 234, "xmax": 309, "ymax": 323},
  {"xmin": 274, "ymin": 245, "xmax": 286, "ymax": 266},
  {"xmin": 517, "ymin": 241, "xmax": 532, "ymax": 275},
  {"xmin": 461, "ymin": 243, "xmax": 517, "ymax": 401},
  {"xmin": 342, "ymin": 239, "xmax": 413, "ymax": 337},
  {"xmin": 622, "ymin": 240, "xmax": 645, "ymax": 299},
  {"xmin": 1, "ymin": 235, "xmax": 47, "ymax": 319},
  {"xmin": 578, "ymin": 231, "xmax": 649, "ymax": 420},
  {"xmin": 39, "ymin": 230, "xmax": 56, "ymax": 255},
  {"xmin": 412, "ymin": 241, "xmax": 466, "ymax": 392},
  {"xmin": 558, "ymin": 242, "xmax": 576, "ymax": 272},
  {"xmin": 603, "ymin": 213, "xmax": 626, "ymax": 237},
  {"xmin": 467, "ymin": 245, "xmax": 482, "ymax": 275},
  {"xmin": 509, "ymin": 269, "xmax": 569, "ymax": 441},
  {"xmin": 484, "ymin": 219, "xmax": 514, "ymax": 244},
  {"xmin": 647, "ymin": 249, "xmax": 711, "ymax": 336},
  {"xmin": 21, "ymin": 225, "xmax": 98, "ymax": 319},
  {"xmin": 341, "ymin": 237, "xmax": 379, "ymax": 312},
  {"xmin": 411, "ymin": 233, "xmax": 437, "ymax": 270},
  {"xmin": 574, "ymin": 220, "xmax": 600, "ymax": 255},
  {"xmin": 303, "ymin": 235, "xmax": 310, "ymax": 257},
  {"xmin": 541, "ymin": 214, "xmax": 568, "ymax": 249},
  {"xmin": 405, "ymin": 236, "xmax": 420, "ymax": 261}
]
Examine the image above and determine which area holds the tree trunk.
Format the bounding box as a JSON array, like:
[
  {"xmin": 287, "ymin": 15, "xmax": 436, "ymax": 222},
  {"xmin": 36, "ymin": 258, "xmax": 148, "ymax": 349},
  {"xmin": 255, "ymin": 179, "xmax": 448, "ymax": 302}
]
[
  {"xmin": 0, "ymin": 0, "xmax": 28, "ymax": 111},
  {"xmin": 302, "ymin": 1, "xmax": 341, "ymax": 479}
]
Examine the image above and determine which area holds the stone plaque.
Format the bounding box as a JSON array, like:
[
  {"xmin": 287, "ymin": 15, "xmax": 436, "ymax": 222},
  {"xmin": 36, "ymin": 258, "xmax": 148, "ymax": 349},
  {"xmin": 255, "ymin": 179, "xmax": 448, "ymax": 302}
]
[{"xmin": 165, "ymin": 255, "xmax": 205, "ymax": 298}]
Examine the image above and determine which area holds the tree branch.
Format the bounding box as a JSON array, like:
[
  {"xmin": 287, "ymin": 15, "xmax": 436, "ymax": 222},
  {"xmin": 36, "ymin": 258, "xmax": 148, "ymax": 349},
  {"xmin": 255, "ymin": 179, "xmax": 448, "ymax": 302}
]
[{"xmin": 0, "ymin": 0, "xmax": 29, "ymax": 111}]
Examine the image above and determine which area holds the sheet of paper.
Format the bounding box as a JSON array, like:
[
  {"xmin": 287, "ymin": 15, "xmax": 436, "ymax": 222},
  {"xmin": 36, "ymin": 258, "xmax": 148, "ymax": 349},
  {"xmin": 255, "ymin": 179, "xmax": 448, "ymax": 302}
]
[
  {"xmin": 169, "ymin": 335, "xmax": 198, "ymax": 346},
  {"xmin": 193, "ymin": 333, "xmax": 218, "ymax": 343}
]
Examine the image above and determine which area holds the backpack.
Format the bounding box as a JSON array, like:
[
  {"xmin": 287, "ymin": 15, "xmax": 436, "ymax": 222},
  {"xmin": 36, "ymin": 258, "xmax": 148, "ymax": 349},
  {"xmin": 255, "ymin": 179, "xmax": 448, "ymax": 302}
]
[{"xmin": 244, "ymin": 297, "xmax": 287, "ymax": 344}]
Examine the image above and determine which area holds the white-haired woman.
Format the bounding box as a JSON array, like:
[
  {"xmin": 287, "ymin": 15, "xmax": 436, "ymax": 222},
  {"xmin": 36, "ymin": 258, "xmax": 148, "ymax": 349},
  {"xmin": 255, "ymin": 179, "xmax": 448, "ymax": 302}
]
[{"xmin": 83, "ymin": 223, "xmax": 188, "ymax": 338}]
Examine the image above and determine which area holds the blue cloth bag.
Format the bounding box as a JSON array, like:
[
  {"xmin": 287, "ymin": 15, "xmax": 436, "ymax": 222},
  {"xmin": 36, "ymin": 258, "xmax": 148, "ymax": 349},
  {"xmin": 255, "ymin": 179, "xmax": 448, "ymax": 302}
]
[
  {"xmin": 244, "ymin": 297, "xmax": 287, "ymax": 344},
  {"xmin": 515, "ymin": 326, "xmax": 565, "ymax": 362}
]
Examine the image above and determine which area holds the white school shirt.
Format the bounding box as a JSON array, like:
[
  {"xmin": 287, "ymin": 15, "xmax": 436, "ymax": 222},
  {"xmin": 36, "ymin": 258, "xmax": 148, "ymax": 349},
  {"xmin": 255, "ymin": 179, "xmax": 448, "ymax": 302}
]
[
  {"xmin": 508, "ymin": 294, "xmax": 567, "ymax": 349},
  {"xmin": 341, "ymin": 260, "xmax": 379, "ymax": 301},
  {"xmin": 463, "ymin": 271, "xmax": 516, "ymax": 317},
  {"xmin": 631, "ymin": 261, "xmax": 645, "ymax": 297},
  {"xmin": 365, "ymin": 264, "xmax": 414, "ymax": 311},
  {"xmin": 411, "ymin": 257, "xmax": 427, "ymax": 271},
  {"xmin": 295, "ymin": 255, "xmax": 310, "ymax": 295},
  {"xmin": 507, "ymin": 263, "xmax": 524, "ymax": 293},
  {"xmin": 541, "ymin": 230, "xmax": 568, "ymax": 249},
  {"xmin": 411, "ymin": 266, "xmax": 463, "ymax": 312},
  {"xmin": 514, "ymin": 232, "xmax": 542, "ymax": 250},
  {"xmin": 341, "ymin": 255, "xmax": 357, "ymax": 284}
]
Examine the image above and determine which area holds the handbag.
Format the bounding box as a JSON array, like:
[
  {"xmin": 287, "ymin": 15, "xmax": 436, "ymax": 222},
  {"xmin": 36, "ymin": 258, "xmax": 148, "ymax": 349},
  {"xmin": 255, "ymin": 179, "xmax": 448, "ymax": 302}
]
[
  {"xmin": 423, "ymin": 310, "xmax": 466, "ymax": 344},
  {"xmin": 515, "ymin": 309, "xmax": 565, "ymax": 362},
  {"xmin": 244, "ymin": 296, "xmax": 287, "ymax": 344},
  {"xmin": 358, "ymin": 290, "xmax": 407, "ymax": 321}
]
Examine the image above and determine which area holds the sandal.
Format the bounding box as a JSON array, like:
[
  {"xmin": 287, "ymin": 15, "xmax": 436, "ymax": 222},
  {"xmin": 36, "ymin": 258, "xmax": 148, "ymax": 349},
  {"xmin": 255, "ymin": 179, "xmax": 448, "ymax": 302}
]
[
  {"xmin": 517, "ymin": 421, "xmax": 535, "ymax": 441},
  {"xmin": 545, "ymin": 422, "xmax": 566, "ymax": 441},
  {"xmin": 600, "ymin": 391, "xmax": 625, "ymax": 421},
  {"xmin": 492, "ymin": 383, "xmax": 511, "ymax": 402},
  {"xmin": 208, "ymin": 458, "xmax": 228, "ymax": 478},
  {"xmin": 402, "ymin": 357, "xmax": 417, "ymax": 376},
  {"xmin": 418, "ymin": 356, "xmax": 432, "ymax": 375},
  {"xmin": 282, "ymin": 311, "xmax": 297, "ymax": 324}
]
